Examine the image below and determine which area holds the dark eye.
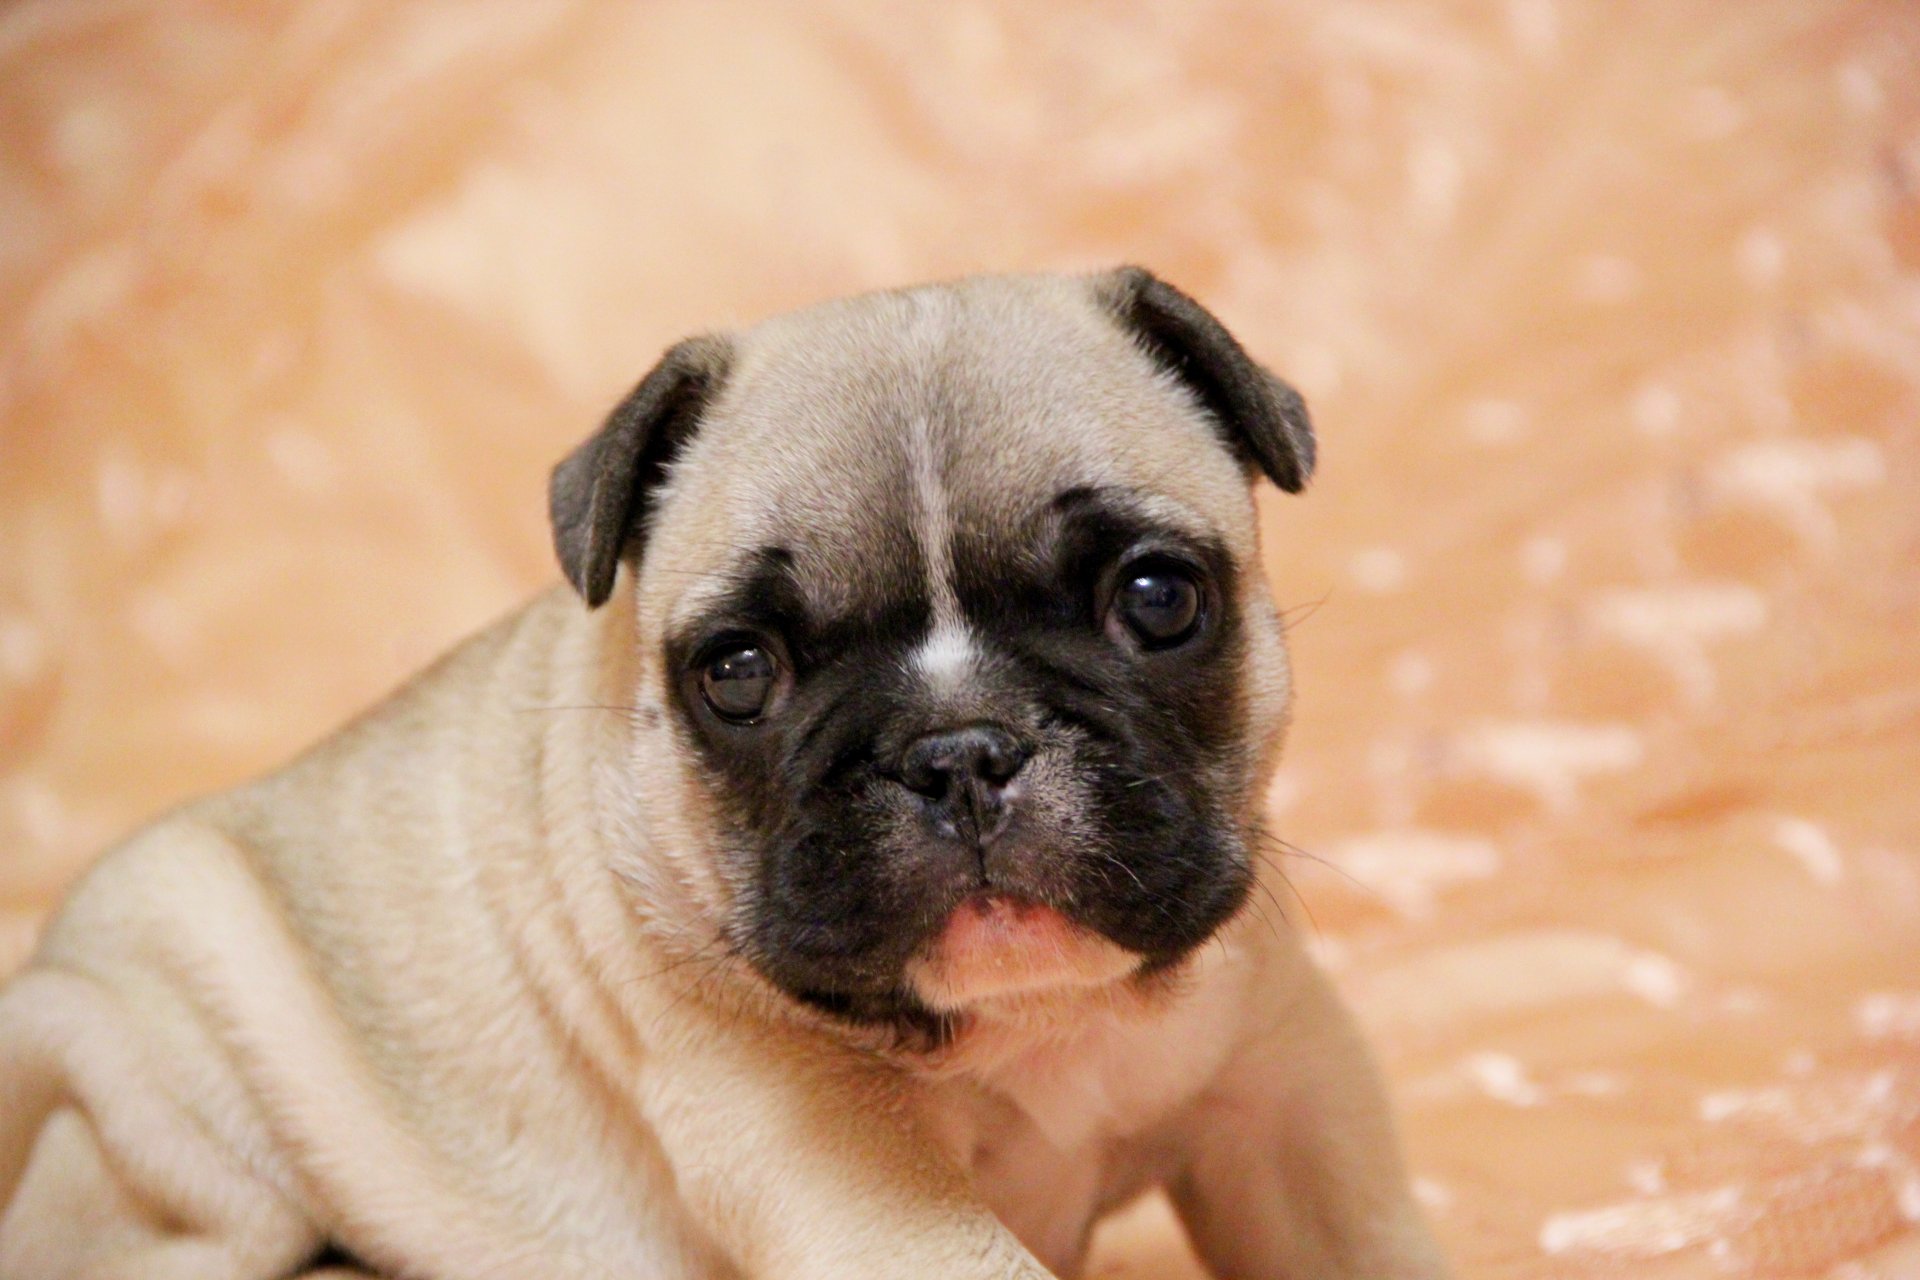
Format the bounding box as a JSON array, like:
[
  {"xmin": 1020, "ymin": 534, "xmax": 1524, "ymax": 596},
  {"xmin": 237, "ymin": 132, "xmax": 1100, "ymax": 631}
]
[
  {"xmin": 700, "ymin": 644, "xmax": 777, "ymax": 722},
  {"xmin": 1113, "ymin": 563, "xmax": 1203, "ymax": 648}
]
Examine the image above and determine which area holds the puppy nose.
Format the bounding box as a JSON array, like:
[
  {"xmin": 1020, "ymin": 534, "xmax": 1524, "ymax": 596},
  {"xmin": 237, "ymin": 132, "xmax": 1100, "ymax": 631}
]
[{"xmin": 898, "ymin": 724, "xmax": 1028, "ymax": 813}]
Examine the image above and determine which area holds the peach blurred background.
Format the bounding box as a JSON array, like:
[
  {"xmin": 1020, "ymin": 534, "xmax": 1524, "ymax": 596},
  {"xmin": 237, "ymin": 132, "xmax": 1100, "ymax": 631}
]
[{"xmin": 3, "ymin": 2, "xmax": 1918, "ymax": 1276}]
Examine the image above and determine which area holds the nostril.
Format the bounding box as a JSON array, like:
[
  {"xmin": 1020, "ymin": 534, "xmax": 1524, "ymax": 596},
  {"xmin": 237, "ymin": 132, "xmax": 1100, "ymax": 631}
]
[
  {"xmin": 976, "ymin": 734, "xmax": 1025, "ymax": 788},
  {"xmin": 899, "ymin": 751, "xmax": 951, "ymax": 799}
]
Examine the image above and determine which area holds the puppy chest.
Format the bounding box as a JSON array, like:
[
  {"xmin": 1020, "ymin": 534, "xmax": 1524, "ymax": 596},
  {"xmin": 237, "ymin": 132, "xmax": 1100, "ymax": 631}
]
[
  {"xmin": 944, "ymin": 1092, "xmax": 1176, "ymax": 1277},
  {"xmin": 919, "ymin": 1041, "xmax": 1208, "ymax": 1272}
]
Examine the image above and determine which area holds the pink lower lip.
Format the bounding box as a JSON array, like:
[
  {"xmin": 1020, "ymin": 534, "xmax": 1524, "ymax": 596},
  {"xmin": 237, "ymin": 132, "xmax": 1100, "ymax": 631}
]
[
  {"xmin": 935, "ymin": 894, "xmax": 1081, "ymax": 963},
  {"xmin": 911, "ymin": 894, "xmax": 1142, "ymax": 1009}
]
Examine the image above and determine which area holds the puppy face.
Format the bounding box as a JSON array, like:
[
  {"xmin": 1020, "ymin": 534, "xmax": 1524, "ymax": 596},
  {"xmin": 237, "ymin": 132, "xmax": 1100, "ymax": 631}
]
[{"xmin": 552, "ymin": 270, "xmax": 1313, "ymax": 1038}]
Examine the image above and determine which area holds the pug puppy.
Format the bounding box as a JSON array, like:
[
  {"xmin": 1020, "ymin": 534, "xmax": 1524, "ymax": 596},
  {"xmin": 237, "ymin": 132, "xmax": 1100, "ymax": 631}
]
[{"xmin": 0, "ymin": 268, "xmax": 1447, "ymax": 1280}]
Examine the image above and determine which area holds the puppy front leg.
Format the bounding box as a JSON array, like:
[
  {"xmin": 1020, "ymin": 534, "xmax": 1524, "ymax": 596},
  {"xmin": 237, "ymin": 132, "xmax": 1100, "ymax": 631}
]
[
  {"xmin": 0, "ymin": 971, "xmax": 316, "ymax": 1280},
  {"xmin": 642, "ymin": 1012, "xmax": 1052, "ymax": 1280},
  {"xmin": 1169, "ymin": 963, "xmax": 1448, "ymax": 1280}
]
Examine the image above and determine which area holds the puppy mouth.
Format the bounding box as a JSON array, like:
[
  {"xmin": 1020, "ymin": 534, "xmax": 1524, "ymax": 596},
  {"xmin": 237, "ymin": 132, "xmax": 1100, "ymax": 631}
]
[{"xmin": 903, "ymin": 892, "xmax": 1143, "ymax": 1011}]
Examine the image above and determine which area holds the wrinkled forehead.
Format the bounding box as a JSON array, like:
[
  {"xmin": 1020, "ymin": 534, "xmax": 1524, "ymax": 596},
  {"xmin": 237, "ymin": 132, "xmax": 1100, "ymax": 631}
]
[{"xmin": 643, "ymin": 276, "xmax": 1255, "ymax": 630}]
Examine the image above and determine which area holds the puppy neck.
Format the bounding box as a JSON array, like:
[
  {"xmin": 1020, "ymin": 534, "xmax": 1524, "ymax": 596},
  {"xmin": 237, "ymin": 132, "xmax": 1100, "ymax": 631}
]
[{"xmin": 897, "ymin": 947, "xmax": 1212, "ymax": 1083}]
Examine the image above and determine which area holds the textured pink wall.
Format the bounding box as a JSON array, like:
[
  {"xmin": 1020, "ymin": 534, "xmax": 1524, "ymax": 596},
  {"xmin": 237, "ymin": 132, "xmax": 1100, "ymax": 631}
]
[{"xmin": 2, "ymin": 3, "xmax": 1918, "ymax": 1275}]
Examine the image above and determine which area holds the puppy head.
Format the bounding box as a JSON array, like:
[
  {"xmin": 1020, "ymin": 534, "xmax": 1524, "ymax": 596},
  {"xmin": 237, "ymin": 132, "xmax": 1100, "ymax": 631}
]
[{"xmin": 551, "ymin": 268, "xmax": 1313, "ymax": 1038}]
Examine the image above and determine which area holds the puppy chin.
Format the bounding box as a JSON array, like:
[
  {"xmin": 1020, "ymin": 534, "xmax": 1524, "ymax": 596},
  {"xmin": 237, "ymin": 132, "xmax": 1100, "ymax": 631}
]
[{"xmin": 904, "ymin": 895, "xmax": 1144, "ymax": 1012}]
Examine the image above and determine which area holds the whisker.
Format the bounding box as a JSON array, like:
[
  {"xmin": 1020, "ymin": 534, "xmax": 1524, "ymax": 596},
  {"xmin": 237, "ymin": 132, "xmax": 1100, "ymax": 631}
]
[
  {"xmin": 626, "ymin": 932, "xmax": 733, "ymax": 987},
  {"xmin": 1228, "ymin": 864, "xmax": 1285, "ymax": 947},
  {"xmin": 649, "ymin": 940, "xmax": 744, "ymax": 1036},
  {"xmin": 1254, "ymin": 829, "xmax": 1379, "ymax": 901},
  {"xmin": 1278, "ymin": 589, "xmax": 1333, "ymax": 632},
  {"xmin": 1247, "ymin": 846, "xmax": 1321, "ymax": 941}
]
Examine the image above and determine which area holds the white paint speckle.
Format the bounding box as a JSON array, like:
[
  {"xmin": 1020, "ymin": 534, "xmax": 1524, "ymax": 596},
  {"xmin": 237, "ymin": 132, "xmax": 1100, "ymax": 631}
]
[
  {"xmin": 1539, "ymin": 1184, "xmax": 1744, "ymax": 1256},
  {"xmin": 1356, "ymin": 930, "xmax": 1713, "ymax": 1035},
  {"xmin": 0, "ymin": 618, "xmax": 45, "ymax": 683},
  {"xmin": 1462, "ymin": 1051, "xmax": 1545, "ymax": 1107},
  {"xmin": 1622, "ymin": 952, "xmax": 1690, "ymax": 1008},
  {"xmin": 1771, "ymin": 816, "xmax": 1845, "ymax": 886},
  {"xmin": 51, "ymin": 101, "xmax": 130, "ymax": 184},
  {"xmin": 1697, "ymin": 1070, "xmax": 1905, "ymax": 1144},
  {"xmin": 1463, "ymin": 397, "xmax": 1528, "ymax": 445},
  {"xmin": 1838, "ymin": 63, "xmax": 1883, "ymax": 115},
  {"xmin": 151, "ymin": 467, "xmax": 192, "ymax": 525},
  {"xmin": 1265, "ymin": 768, "xmax": 1303, "ymax": 815},
  {"xmin": 7, "ymin": 778, "xmax": 72, "ymax": 848},
  {"xmin": 1737, "ymin": 227, "xmax": 1786, "ymax": 288},
  {"xmin": 128, "ymin": 590, "xmax": 195, "ymax": 660},
  {"xmin": 1586, "ymin": 582, "xmax": 1768, "ymax": 705},
  {"xmin": 1302, "ymin": 932, "xmax": 1349, "ymax": 972},
  {"xmin": 1707, "ymin": 436, "xmax": 1886, "ymax": 549},
  {"xmin": 1505, "ymin": 0, "xmax": 1560, "ymax": 59},
  {"xmin": 1407, "ymin": 139, "xmax": 1462, "ymax": 224},
  {"xmin": 1367, "ymin": 737, "xmax": 1419, "ymax": 828},
  {"xmin": 1567, "ymin": 1071, "xmax": 1626, "ymax": 1097},
  {"xmin": 27, "ymin": 244, "xmax": 140, "ymax": 367},
  {"xmin": 1900, "ymin": 1169, "xmax": 1920, "ymax": 1223},
  {"xmin": 95, "ymin": 449, "xmax": 147, "ymax": 545},
  {"xmin": 1854, "ymin": 1142, "xmax": 1920, "ymax": 1223},
  {"xmin": 1625, "ymin": 1158, "xmax": 1669, "ymax": 1195},
  {"xmin": 1520, "ymin": 535, "xmax": 1566, "ymax": 584},
  {"xmin": 1349, "ymin": 547, "xmax": 1408, "ymax": 594},
  {"xmin": 1701, "ymin": 1087, "xmax": 1765, "ymax": 1123},
  {"xmin": 266, "ymin": 426, "xmax": 339, "ymax": 493},
  {"xmin": 1572, "ymin": 254, "xmax": 1641, "ymax": 304},
  {"xmin": 1325, "ymin": 828, "xmax": 1502, "ymax": 919},
  {"xmin": 1631, "ymin": 383, "xmax": 1682, "ymax": 436},
  {"xmin": 1684, "ymin": 85, "xmax": 1745, "ymax": 139},
  {"xmin": 1453, "ymin": 719, "xmax": 1645, "ymax": 812},
  {"xmin": 1412, "ymin": 1175, "xmax": 1456, "ymax": 1214},
  {"xmin": 1856, "ymin": 993, "xmax": 1920, "ymax": 1040},
  {"xmin": 1388, "ymin": 650, "xmax": 1434, "ymax": 697}
]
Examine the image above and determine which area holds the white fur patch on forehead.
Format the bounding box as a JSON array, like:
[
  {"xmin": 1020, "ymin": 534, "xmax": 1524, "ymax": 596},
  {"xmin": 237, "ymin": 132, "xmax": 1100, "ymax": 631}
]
[
  {"xmin": 911, "ymin": 619, "xmax": 979, "ymax": 690},
  {"xmin": 905, "ymin": 407, "xmax": 984, "ymax": 690}
]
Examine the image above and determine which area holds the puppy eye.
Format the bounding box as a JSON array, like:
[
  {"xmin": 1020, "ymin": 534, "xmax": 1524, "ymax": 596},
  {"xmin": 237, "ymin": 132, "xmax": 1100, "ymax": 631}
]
[
  {"xmin": 1112, "ymin": 562, "xmax": 1203, "ymax": 648},
  {"xmin": 700, "ymin": 644, "xmax": 778, "ymax": 722}
]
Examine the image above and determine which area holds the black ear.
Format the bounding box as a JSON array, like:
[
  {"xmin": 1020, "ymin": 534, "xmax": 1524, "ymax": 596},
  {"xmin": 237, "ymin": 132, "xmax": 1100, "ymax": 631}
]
[
  {"xmin": 1099, "ymin": 266, "xmax": 1315, "ymax": 493},
  {"xmin": 550, "ymin": 336, "xmax": 732, "ymax": 607}
]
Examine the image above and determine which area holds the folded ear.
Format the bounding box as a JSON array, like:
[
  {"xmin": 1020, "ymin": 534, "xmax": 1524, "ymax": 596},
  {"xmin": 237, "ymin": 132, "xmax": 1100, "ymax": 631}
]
[
  {"xmin": 550, "ymin": 336, "xmax": 733, "ymax": 607},
  {"xmin": 1097, "ymin": 266, "xmax": 1315, "ymax": 493}
]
